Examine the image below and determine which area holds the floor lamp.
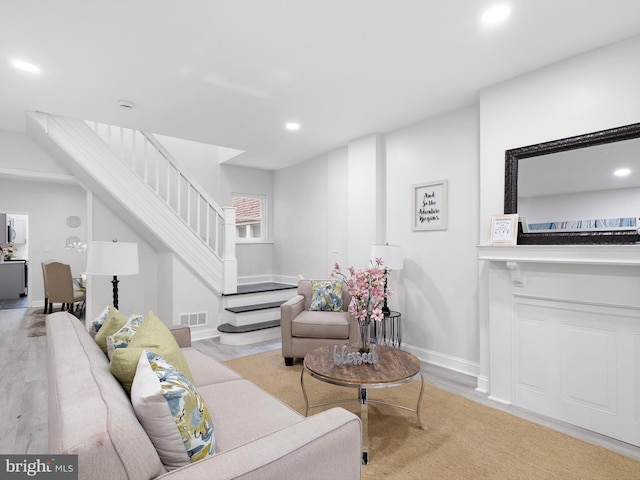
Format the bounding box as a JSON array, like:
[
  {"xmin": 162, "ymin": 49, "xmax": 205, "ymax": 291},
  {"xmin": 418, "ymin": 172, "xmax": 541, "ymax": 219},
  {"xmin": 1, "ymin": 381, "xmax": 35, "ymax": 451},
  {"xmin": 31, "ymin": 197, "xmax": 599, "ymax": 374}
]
[
  {"xmin": 85, "ymin": 240, "xmax": 139, "ymax": 310},
  {"xmin": 370, "ymin": 243, "xmax": 403, "ymax": 315}
]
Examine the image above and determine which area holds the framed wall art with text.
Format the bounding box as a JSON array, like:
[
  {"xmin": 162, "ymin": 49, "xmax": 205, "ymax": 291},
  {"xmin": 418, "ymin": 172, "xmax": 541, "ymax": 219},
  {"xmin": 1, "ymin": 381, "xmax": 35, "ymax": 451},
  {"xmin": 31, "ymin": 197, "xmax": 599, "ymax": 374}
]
[{"xmin": 412, "ymin": 180, "xmax": 448, "ymax": 231}]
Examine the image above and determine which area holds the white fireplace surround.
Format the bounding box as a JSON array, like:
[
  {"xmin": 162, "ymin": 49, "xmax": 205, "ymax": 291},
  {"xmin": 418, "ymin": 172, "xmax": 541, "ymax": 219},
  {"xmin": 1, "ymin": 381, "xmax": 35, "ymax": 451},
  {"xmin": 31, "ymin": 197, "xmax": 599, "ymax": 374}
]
[{"xmin": 478, "ymin": 244, "xmax": 640, "ymax": 447}]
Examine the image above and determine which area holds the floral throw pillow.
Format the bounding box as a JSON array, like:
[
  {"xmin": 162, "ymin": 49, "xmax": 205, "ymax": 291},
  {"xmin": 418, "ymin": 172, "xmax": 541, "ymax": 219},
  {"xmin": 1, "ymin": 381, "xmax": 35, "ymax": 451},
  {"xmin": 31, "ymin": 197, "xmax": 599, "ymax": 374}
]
[
  {"xmin": 92, "ymin": 304, "xmax": 111, "ymax": 333},
  {"xmin": 131, "ymin": 350, "xmax": 217, "ymax": 470},
  {"xmin": 106, "ymin": 313, "xmax": 145, "ymax": 359},
  {"xmin": 309, "ymin": 280, "xmax": 343, "ymax": 312}
]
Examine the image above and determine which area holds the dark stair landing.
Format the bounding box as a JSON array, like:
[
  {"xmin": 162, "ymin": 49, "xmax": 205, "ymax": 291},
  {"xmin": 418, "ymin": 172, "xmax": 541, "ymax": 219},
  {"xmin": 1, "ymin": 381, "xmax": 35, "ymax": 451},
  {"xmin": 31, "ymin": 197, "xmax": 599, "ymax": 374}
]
[{"xmin": 218, "ymin": 282, "xmax": 296, "ymax": 335}]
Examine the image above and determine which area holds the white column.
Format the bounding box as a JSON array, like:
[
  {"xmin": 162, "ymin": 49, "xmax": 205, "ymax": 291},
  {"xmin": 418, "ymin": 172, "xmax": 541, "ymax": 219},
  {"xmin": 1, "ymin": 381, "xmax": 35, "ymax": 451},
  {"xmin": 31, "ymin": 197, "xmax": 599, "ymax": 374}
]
[
  {"xmin": 347, "ymin": 134, "xmax": 385, "ymax": 268},
  {"xmin": 222, "ymin": 206, "xmax": 237, "ymax": 294}
]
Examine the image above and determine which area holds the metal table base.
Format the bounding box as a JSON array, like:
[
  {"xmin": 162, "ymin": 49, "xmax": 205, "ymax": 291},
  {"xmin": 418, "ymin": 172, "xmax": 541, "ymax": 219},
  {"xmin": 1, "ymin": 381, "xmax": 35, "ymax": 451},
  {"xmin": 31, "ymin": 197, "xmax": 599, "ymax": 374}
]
[{"xmin": 301, "ymin": 365, "xmax": 425, "ymax": 465}]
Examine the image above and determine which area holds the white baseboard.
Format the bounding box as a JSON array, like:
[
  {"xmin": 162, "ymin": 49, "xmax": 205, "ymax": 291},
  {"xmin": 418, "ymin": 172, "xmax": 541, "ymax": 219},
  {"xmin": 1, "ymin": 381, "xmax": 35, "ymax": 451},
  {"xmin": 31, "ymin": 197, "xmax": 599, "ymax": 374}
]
[
  {"xmin": 402, "ymin": 343, "xmax": 480, "ymax": 379},
  {"xmin": 488, "ymin": 395, "xmax": 512, "ymax": 405},
  {"xmin": 189, "ymin": 326, "xmax": 221, "ymax": 342},
  {"xmin": 476, "ymin": 375, "xmax": 489, "ymax": 394}
]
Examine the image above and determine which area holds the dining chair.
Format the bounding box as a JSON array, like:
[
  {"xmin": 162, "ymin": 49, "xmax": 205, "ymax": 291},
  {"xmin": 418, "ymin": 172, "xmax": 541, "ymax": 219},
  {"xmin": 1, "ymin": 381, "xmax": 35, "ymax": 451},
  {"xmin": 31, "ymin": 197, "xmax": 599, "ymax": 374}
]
[{"xmin": 41, "ymin": 261, "xmax": 86, "ymax": 314}]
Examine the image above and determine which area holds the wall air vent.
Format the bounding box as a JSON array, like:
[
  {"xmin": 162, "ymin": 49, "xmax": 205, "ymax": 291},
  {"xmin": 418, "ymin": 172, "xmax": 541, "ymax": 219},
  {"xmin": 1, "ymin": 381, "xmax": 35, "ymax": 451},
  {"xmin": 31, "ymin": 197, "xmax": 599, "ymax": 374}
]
[{"xmin": 179, "ymin": 312, "xmax": 207, "ymax": 327}]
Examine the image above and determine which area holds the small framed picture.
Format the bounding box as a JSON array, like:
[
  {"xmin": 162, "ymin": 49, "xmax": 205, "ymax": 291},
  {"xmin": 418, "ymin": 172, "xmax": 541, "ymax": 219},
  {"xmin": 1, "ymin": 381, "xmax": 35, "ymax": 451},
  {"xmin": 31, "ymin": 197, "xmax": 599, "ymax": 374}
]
[
  {"xmin": 489, "ymin": 214, "xmax": 519, "ymax": 244},
  {"xmin": 412, "ymin": 180, "xmax": 448, "ymax": 231}
]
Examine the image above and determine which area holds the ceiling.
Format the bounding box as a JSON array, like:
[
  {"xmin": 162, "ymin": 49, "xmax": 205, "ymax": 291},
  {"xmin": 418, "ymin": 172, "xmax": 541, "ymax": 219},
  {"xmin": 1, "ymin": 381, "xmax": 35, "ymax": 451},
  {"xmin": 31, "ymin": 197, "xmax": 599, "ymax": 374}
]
[{"xmin": 2, "ymin": 1, "xmax": 640, "ymax": 171}]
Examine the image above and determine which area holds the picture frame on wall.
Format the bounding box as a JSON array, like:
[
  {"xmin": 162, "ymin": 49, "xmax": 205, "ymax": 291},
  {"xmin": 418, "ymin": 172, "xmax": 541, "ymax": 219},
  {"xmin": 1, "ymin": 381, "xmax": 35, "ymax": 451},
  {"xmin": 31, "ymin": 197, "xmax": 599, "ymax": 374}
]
[
  {"xmin": 489, "ymin": 214, "xmax": 519, "ymax": 244},
  {"xmin": 412, "ymin": 180, "xmax": 448, "ymax": 231}
]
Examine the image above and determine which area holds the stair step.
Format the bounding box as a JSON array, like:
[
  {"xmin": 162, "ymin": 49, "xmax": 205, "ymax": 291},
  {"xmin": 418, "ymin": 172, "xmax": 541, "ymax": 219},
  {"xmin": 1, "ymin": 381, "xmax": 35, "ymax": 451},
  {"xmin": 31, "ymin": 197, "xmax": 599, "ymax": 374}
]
[
  {"xmin": 226, "ymin": 282, "xmax": 296, "ymax": 296},
  {"xmin": 225, "ymin": 301, "xmax": 285, "ymax": 314},
  {"xmin": 217, "ymin": 320, "xmax": 280, "ymax": 334}
]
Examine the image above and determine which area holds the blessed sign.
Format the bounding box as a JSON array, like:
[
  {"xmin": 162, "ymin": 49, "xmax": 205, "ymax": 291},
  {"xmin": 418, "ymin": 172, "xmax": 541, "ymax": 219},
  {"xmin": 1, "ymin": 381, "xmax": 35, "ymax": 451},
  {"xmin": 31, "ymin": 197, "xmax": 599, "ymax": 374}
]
[{"xmin": 333, "ymin": 344, "xmax": 378, "ymax": 365}]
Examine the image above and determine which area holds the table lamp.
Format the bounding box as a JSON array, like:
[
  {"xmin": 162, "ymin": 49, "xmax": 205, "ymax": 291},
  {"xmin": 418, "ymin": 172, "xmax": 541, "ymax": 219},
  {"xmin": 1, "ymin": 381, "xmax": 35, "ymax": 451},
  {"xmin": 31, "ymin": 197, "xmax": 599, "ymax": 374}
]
[
  {"xmin": 85, "ymin": 240, "xmax": 139, "ymax": 309},
  {"xmin": 370, "ymin": 243, "xmax": 403, "ymax": 315}
]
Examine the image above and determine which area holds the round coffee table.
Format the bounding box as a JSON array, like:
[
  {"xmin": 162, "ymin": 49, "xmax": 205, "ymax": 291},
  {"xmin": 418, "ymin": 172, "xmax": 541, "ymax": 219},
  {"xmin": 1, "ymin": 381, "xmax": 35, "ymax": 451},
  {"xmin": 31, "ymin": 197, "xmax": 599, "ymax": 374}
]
[{"xmin": 301, "ymin": 345, "xmax": 424, "ymax": 465}]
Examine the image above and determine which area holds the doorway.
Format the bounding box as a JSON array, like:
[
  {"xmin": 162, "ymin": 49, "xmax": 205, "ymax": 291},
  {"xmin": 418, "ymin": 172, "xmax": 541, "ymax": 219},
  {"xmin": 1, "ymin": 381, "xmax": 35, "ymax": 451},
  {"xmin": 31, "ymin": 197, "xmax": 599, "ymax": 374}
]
[{"xmin": 0, "ymin": 213, "xmax": 29, "ymax": 309}]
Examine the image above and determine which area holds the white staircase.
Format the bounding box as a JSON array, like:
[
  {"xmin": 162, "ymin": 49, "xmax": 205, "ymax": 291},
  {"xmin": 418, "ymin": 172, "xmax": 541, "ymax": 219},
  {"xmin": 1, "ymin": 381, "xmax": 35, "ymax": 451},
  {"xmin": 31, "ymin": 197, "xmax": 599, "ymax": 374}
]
[
  {"xmin": 218, "ymin": 282, "xmax": 297, "ymax": 345},
  {"xmin": 26, "ymin": 112, "xmax": 237, "ymax": 295}
]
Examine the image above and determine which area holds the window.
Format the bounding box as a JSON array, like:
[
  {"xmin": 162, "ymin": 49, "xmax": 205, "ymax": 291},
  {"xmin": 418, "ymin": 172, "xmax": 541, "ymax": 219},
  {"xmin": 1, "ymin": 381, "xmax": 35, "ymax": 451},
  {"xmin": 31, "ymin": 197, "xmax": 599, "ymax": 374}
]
[{"xmin": 232, "ymin": 194, "xmax": 266, "ymax": 242}]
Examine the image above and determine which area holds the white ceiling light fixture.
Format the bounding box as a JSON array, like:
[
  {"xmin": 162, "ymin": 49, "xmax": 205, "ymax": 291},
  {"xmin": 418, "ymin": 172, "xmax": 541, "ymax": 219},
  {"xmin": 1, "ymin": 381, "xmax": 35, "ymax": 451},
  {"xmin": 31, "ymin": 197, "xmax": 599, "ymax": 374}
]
[
  {"xmin": 10, "ymin": 59, "xmax": 41, "ymax": 74},
  {"xmin": 614, "ymin": 168, "xmax": 631, "ymax": 176},
  {"xmin": 285, "ymin": 122, "xmax": 301, "ymax": 131},
  {"xmin": 481, "ymin": 4, "xmax": 511, "ymax": 25}
]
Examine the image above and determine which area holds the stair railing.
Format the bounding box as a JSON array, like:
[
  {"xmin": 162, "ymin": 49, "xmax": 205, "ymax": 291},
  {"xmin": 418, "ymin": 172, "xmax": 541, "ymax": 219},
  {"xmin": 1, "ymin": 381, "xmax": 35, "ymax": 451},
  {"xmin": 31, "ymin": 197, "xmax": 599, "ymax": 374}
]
[{"xmin": 86, "ymin": 121, "xmax": 230, "ymax": 261}]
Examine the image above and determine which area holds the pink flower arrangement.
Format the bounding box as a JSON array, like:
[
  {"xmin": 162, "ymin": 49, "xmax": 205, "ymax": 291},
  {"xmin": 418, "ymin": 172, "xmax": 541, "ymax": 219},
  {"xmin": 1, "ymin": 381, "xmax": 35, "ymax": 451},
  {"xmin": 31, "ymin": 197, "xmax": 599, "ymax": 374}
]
[{"xmin": 331, "ymin": 258, "xmax": 390, "ymax": 323}]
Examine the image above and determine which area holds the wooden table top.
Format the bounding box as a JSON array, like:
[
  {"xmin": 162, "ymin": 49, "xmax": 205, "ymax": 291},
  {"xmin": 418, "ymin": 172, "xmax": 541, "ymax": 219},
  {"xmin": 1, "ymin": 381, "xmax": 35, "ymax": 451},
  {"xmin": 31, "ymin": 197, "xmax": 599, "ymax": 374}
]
[{"xmin": 303, "ymin": 345, "xmax": 421, "ymax": 387}]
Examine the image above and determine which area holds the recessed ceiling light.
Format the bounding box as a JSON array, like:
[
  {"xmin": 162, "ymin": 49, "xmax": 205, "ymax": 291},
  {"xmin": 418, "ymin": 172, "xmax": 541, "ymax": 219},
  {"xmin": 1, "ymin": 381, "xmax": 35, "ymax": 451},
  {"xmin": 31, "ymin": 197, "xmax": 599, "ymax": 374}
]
[
  {"xmin": 481, "ymin": 4, "xmax": 511, "ymax": 25},
  {"xmin": 614, "ymin": 168, "xmax": 631, "ymax": 177},
  {"xmin": 285, "ymin": 122, "xmax": 301, "ymax": 131},
  {"xmin": 11, "ymin": 59, "xmax": 41, "ymax": 74}
]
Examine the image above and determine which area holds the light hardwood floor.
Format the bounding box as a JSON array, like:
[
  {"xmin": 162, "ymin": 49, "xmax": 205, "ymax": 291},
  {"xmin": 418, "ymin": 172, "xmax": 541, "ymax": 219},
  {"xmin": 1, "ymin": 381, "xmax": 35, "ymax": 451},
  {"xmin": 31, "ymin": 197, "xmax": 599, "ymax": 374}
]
[{"xmin": 2, "ymin": 306, "xmax": 639, "ymax": 462}]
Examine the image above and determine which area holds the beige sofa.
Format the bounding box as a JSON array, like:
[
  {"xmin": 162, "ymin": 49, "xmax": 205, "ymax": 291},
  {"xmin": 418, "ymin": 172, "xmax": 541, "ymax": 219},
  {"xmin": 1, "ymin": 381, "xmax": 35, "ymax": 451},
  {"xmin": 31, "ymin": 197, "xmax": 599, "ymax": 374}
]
[
  {"xmin": 46, "ymin": 311, "xmax": 362, "ymax": 480},
  {"xmin": 281, "ymin": 280, "xmax": 359, "ymax": 365}
]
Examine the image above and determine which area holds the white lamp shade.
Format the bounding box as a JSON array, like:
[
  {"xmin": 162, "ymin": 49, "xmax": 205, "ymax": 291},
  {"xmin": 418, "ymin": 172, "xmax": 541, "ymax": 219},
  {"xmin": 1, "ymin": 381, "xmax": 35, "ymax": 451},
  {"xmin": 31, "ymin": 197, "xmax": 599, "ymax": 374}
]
[
  {"xmin": 370, "ymin": 244, "xmax": 403, "ymax": 270},
  {"xmin": 85, "ymin": 241, "xmax": 139, "ymax": 276}
]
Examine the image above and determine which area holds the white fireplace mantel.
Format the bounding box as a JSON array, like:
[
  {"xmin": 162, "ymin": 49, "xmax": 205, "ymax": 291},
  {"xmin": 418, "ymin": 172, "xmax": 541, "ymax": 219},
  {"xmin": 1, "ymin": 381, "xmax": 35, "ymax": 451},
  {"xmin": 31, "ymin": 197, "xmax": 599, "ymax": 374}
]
[
  {"xmin": 477, "ymin": 244, "xmax": 640, "ymax": 266},
  {"xmin": 477, "ymin": 243, "xmax": 640, "ymax": 448}
]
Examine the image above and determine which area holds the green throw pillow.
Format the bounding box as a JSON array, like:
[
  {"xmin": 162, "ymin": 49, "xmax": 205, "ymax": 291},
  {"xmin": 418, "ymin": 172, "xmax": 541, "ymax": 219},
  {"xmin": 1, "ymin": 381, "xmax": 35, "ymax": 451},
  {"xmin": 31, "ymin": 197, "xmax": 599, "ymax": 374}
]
[
  {"xmin": 94, "ymin": 306, "xmax": 129, "ymax": 355},
  {"xmin": 309, "ymin": 280, "xmax": 344, "ymax": 312},
  {"xmin": 110, "ymin": 311, "xmax": 195, "ymax": 395}
]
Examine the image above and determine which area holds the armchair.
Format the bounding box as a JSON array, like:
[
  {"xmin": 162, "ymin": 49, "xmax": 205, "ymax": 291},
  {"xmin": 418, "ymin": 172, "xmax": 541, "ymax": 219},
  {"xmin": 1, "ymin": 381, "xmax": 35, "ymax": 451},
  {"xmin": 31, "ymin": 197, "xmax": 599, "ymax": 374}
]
[{"xmin": 281, "ymin": 279, "xmax": 358, "ymax": 366}]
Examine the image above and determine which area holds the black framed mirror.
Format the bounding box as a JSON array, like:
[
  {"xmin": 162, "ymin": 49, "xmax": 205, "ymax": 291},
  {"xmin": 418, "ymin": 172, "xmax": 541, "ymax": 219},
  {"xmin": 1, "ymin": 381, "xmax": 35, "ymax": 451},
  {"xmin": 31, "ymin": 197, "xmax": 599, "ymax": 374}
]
[{"xmin": 504, "ymin": 122, "xmax": 640, "ymax": 245}]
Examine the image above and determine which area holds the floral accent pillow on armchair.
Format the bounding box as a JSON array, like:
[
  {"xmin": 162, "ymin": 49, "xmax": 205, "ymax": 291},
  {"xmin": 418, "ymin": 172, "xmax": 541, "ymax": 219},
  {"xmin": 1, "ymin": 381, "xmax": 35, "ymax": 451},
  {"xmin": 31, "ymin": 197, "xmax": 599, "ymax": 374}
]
[{"xmin": 309, "ymin": 280, "xmax": 343, "ymax": 312}]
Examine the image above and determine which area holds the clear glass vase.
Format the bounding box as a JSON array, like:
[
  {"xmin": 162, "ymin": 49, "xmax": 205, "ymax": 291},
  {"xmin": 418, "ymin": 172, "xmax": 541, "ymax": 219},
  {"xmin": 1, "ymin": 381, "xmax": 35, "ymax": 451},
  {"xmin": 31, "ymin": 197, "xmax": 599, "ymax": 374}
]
[{"xmin": 358, "ymin": 317, "xmax": 372, "ymax": 353}]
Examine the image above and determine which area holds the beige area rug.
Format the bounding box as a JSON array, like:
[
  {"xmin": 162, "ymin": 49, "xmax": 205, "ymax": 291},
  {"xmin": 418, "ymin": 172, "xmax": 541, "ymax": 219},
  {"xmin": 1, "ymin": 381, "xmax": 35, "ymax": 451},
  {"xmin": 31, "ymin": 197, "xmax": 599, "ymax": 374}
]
[{"xmin": 224, "ymin": 350, "xmax": 640, "ymax": 480}]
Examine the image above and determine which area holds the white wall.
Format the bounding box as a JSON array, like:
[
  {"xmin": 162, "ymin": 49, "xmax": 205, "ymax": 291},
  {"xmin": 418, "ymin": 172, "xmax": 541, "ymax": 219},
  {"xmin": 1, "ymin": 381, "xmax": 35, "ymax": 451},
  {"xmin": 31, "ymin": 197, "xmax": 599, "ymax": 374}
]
[
  {"xmin": 0, "ymin": 130, "xmax": 70, "ymax": 175},
  {"xmin": 347, "ymin": 134, "xmax": 385, "ymax": 267},
  {"xmin": 385, "ymin": 106, "xmax": 480, "ymax": 372},
  {"xmin": 273, "ymin": 153, "xmax": 330, "ymax": 279}
]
